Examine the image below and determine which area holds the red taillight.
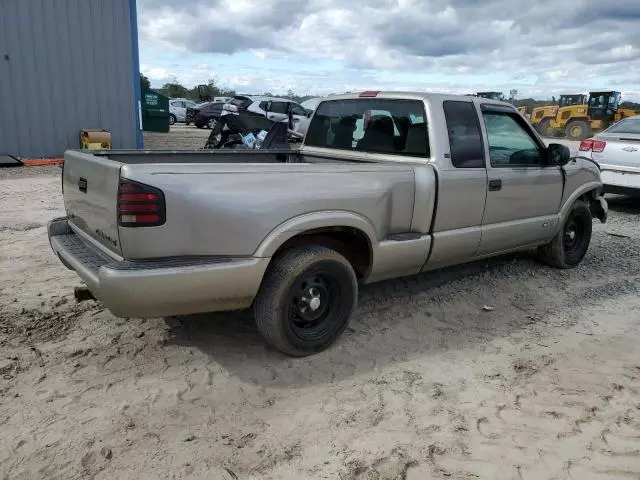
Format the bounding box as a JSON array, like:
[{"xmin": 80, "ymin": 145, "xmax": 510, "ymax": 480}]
[
  {"xmin": 359, "ymin": 91, "xmax": 380, "ymax": 97},
  {"xmin": 579, "ymin": 139, "xmax": 606, "ymax": 153},
  {"xmin": 119, "ymin": 193, "xmax": 158, "ymax": 202},
  {"xmin": 118, "ymin": 203, "xmax": 158, "ymax": 212},
  {"xmin": 118, "ymin": 180, "xmax": 165, "ymax": 227}
]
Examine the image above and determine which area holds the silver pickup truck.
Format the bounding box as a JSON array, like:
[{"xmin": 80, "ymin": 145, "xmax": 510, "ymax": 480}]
[{"xmin": 48, "ymin": 91, "xmax": 608, "ymax": 356}]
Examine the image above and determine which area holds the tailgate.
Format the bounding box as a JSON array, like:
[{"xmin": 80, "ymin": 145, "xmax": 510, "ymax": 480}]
[{"xmin": 63, "ymin": 150, "xmax": 123, "ymax": 256}]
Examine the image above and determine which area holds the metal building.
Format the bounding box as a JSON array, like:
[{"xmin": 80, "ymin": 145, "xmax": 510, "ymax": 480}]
[{"xmin": 0, "ymin": 0, "xmax": 143, "ymax": 158}]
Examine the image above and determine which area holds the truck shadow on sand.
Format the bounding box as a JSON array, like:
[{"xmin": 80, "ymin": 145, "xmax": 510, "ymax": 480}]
[{"xmin": 163, "ymin": 235, "xmax": 640, "ymax": 388}]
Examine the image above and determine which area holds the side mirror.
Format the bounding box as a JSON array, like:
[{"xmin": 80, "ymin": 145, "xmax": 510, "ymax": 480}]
[
  {"xmin": 546, "ymin": 143, "xmax": 571, "ymax": 166},
  {"xmin": 306, "ymin": 109, "xmax": 313, "ymax": 118}
]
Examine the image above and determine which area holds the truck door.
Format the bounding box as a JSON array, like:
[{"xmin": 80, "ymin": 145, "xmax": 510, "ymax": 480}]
[
  {"xmin": 477, "ymin": 104, "xmax": 563, "ymax": 255},
  {"xmin": 424, "ymin": 99, "xmax": 488, "ymax": 271}
]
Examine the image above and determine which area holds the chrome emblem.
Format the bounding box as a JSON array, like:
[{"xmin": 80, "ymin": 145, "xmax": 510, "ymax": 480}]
[{"xmin": 622, "ymin": 146, "xmax": 638, "ymax": 152}]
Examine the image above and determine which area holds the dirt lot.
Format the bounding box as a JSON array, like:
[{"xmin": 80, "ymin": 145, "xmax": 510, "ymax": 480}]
[
  {"xmin": 2, "ymin": 135, "xmax": 640, "ymax": 479},
  {"xmin": 143, "ymin": 125, "xmax": 211, "ymax": 150}
]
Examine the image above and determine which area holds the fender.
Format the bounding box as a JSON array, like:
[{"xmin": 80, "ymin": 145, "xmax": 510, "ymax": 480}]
[
  {"xmin": 558, "ymin": 181, "xmax": 607, "ymax": 225},
  {"xmin": 253, "ymin": 210, "xmax": 378, "ymax": 258}
]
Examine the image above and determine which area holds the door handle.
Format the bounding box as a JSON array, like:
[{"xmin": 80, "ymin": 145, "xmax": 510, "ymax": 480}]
[
  {"xmin": 488, "ymin": 179, "xmax": 502, "ymax": 192},
  {"xmin": 78, "ymin": 177, "xmax": 87, "ymax": 193}
]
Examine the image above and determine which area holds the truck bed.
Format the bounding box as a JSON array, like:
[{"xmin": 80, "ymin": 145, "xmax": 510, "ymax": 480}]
[{"xmin": 61, "ymin": 149, "xmax": 421, "ymax": 261}]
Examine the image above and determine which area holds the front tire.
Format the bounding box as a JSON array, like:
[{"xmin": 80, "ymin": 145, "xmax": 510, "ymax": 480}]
[
  {"xmin": 565, "ymin": 120, "xmax": 590, "ymax": 140},
  {"xmin": 254, "ymin": 246, "xmax": 357, "ymax": 357},
  {"xmin": 207, "ymin": 117, "xmax": 217, "ymax": 129},
  {"xmin": 536, "ymin": 200, "xmax": 592, "ymax": 268},
  {"xmin": 169, "ymin": 114, "xmax": 176, "ymax": 126}
]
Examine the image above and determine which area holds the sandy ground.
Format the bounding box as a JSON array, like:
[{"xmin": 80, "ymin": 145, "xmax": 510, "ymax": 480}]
[
  {"xmin": 2, "ymin": 134, "xmax": 640, "ymax": 479},
  {"xmin": 142, "ymin": 125, "xmax": 212, "ymax": 150}
]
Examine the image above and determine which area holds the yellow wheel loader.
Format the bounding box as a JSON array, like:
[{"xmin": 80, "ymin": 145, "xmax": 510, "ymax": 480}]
[
  {"xmin": 530, "ymin": 94, "xmax": 587, "ymax": 137},
  {"xmin": 551, "ymin": 91, "xmax": 638, "ymax": 140}
]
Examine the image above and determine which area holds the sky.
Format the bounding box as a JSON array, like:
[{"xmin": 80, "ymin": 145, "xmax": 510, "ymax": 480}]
[{"xmin": 136, "ymin": 0, "xmax": 640, "ymax": 101}]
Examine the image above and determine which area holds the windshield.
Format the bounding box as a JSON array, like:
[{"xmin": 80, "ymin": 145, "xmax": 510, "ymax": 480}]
[
  {"xmin": 604, "ymin": 117, "xmax": 640, "ymax": 134},
  {"xmin": 301, "ymin": 98, "xmax": 322, "ymax": 111},
  {"xmin": 610, "ymin": 92, "xmax": 621, "ymax": 109}
]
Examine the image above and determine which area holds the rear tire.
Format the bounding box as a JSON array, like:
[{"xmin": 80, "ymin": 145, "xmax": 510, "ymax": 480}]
[
  {"xmin": 169, "ymin": 114, "xmax": 176, "ymax": 126},
  {"xmin": 565, "ymin": 120, "xmax": 590, "ymax": 140},
  {"xmin": 537, "ymin": 118, "xmax": 554, "ymax": 137},
  {"xmin": 254, "ymin": 246, "xmax": 357, "ymax": 357},
  {"xmin": 536, "ymin": 200, "xmax": 592, "ymax": 268}
]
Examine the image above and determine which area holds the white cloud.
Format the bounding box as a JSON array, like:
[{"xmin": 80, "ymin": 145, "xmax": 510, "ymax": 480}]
[{"xmin": 137, "ymin": 0, "xmax": 640, "ymax": 100}]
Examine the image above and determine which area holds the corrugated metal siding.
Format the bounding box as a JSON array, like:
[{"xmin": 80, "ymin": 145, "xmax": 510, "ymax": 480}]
[{"xmin": 0, "ymin": 0, "xmax": 140, "ymax": 158}]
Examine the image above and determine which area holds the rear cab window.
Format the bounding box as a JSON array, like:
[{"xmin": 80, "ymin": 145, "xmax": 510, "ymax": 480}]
[{"xmin": 305, "ymin": 99, "xmax": 429, "ymax": 157}]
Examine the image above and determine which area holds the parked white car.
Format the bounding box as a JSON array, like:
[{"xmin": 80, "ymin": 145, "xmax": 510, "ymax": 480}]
[
  {"xmin": 300, "ymin": 97, "xmax": 323, "ymax": 114},
  {"xmin": 169, "ymin": 98, "xmax": 197, "ymax": 125},
  {"xmin": 579, "ymin": 114, "xmax": 640, "ymax": 196},
  {"xmin": 245, "ymin": 97, "xmax": 312, "ymax": 135}
]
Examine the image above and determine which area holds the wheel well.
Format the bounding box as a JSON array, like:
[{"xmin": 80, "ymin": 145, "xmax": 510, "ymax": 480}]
[
  {"xmin": 579, "ymin": 189, "xmax": 607, "ymax": 223},
  {"xmin": 272, "ymin": 227, "xmax": 373, "ymax": 279}
]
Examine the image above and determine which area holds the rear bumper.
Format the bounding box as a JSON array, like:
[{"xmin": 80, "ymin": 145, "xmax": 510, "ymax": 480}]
[
  {"xmin": 47, "ymin": 217, "xmax": 269, "ymax": 318},
  {"xmin": 601, "ymin": 169, "xmax": 640, "ymax": 196}
]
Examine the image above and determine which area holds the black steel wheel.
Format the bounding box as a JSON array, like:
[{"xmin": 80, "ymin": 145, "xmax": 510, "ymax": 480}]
[
  {"xmin": 536, "ymin": 200, "xmax": 592, "ymax": 268},
  {"xmin": 254, "ymin": 246, "xmax": 357, "ymax": 356},
  {"xmin": 287, "ymin": 272, "xmax": 342, "ymax": 341}
]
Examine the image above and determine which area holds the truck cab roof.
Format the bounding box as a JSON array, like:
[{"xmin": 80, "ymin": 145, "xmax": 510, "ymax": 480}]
[{"xmin": 318, "ymin": 91, "xmax": 518, "ymax": 108}]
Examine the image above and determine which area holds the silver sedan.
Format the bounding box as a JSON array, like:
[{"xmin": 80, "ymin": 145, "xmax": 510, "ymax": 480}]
[{"xmin": 579, "ymin": 115, "xmax": 640, "ymax": 196}]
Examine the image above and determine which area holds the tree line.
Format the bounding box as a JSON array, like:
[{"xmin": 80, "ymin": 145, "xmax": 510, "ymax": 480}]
[{"xmin": 140, "ymin": 74, "xmax": 312, "ymax": 103}]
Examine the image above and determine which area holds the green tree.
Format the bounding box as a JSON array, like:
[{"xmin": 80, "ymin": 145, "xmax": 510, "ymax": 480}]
[
  {"xmin": 159, "ymin": 82, "xmax": 189, "ymax": 99},
  {"xmin": 140, "ymin": 73, "xmax": 151, "ymax": 92}
]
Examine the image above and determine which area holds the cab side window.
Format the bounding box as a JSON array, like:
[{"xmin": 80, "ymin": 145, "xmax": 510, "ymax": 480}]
[
  {"xmin": 270, "ymin": 102, "xmax": 288, "ymax": 114},
  {"xmin": 482, "ymin": 112, "xmax": 541, "ymax": 167},
  {"xmin": 443, "ymin": 101, "xmax": 485, "ymax": 168}
]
